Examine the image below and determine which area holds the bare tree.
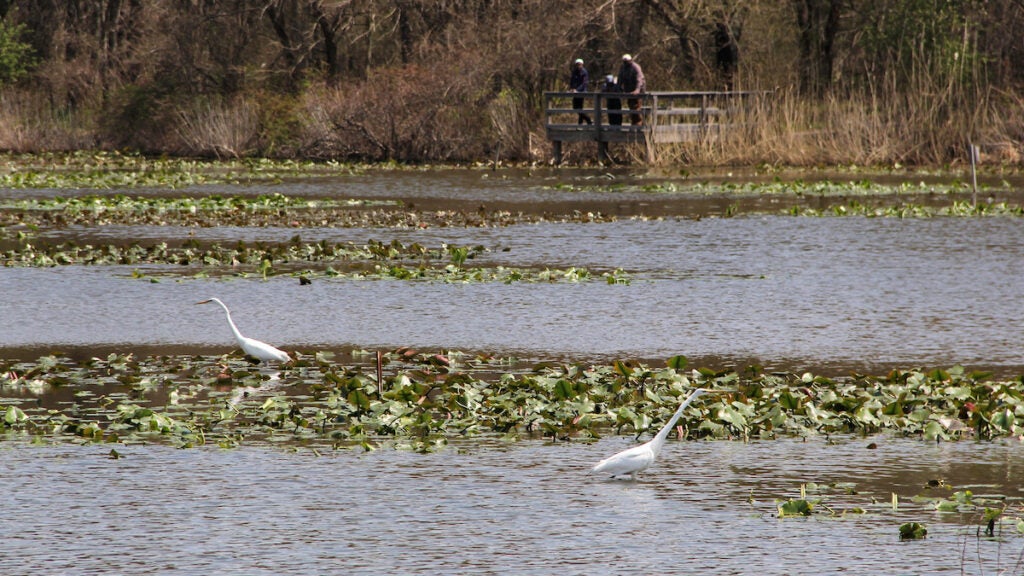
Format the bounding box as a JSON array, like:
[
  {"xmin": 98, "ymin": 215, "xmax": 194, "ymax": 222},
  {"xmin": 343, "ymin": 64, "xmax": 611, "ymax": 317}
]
[
  {"xmin": 14, "ymin": 0, "xmax": 148, "ymax": 105},
  {"xmin": 644, "ymin": 0, "xmax": 700, "ymax": 80},
  {"xmin": 792, "ymin": 0, "xmax": 842, "ymax": 96}
]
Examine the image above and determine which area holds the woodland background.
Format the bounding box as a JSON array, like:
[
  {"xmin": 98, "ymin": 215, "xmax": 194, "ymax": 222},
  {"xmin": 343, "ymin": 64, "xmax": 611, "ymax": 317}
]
[{"xmin": 0, "ymin": 0, "xmax": 1023, "ymax": 165}]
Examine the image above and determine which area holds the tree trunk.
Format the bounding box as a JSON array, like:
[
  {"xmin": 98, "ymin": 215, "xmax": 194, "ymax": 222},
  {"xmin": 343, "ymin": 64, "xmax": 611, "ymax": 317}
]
[{"xmin": 793, "ymin": 0, "xmax": 842, "ymax": 96}]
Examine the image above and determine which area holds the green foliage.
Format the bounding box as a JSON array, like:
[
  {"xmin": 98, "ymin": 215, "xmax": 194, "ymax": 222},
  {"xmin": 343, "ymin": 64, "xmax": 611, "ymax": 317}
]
[
  {"xmin": 777, "ymin": 499, "xmax": 814, "ymax": 517},
  {"xmin": 3, "ymin": 351, "xmax": 1024, "ymax": 450},
  {"xmin": 0, "ymin": 229, "xmax": 616, "ymax": 285},
  {"xmin": 251, "ymin": 92, "xmax": 305, "ymax": 156},
  {"xmin": 666, "ymin": 356, "xmax": 688, "ymax": 371},
  {"xmin": 100, "ymin": 85, "xmax": 167, "ymax": 150},
  {"xmin": 857, "ymin": 0, "xmax": 976, "ymax": 86},
  {"xmin": 0, "ymin": 152, "xmax": 352, "ymax": 190},
  {"xmin": 0, "ymin": 21, "xmax": 35, "ymax": 85},
  {"xmin": 899, "ymin": 522, "xmax": 928, "ymax": 540}
]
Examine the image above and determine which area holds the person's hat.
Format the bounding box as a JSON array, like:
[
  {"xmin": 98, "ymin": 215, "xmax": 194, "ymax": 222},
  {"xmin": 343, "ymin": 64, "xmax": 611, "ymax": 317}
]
[
  {"xmin": 574, "ymin": 58, "xmax": 584, "ymax": 64},
  {"xmin": 605, "ymin": 75, "xmax": 614, "ymax": 82},
  {"xmin": 622, "ymin": 54, "xmax": 632, "ymax": 61}
]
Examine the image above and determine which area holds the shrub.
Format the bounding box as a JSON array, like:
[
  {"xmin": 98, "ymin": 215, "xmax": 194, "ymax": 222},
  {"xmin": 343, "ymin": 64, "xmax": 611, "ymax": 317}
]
[{"xmin": 0, "ymin": 21, "xmax": 36, "ymax": 85}]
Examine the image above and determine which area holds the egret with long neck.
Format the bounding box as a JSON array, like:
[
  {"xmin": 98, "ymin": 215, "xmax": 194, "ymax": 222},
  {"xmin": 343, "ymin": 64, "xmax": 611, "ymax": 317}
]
[
  {"xmin": 196, "ymin": 297, "xmax": 290, "ymax": 363},
  {"xmin": 591, "ymin": 388, "xmax": 710, "ymax": 480}
]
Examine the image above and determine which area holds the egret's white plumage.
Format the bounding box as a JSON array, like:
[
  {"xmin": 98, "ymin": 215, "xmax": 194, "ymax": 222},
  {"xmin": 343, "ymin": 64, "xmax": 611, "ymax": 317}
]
[
  {"xmin": 591, "ymin": 388, "xmax": 710, "ymax": 480},
  {"xmin": 196, "ymin": 298, "xmax": 290, "ymax": 363}
]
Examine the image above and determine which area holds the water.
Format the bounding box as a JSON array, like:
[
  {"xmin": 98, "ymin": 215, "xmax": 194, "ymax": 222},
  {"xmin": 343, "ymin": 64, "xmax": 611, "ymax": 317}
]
[
  {"xmin": 2, "ymin": 436, "xmax": 1022, "ymax": 575},
  {"xmin": 3, "ymin": 168, "xmax": 1024, "ymax": 574},
  {"xmin": 2, "ymin": 177, "xmax": 1023, "ymax": 375}
]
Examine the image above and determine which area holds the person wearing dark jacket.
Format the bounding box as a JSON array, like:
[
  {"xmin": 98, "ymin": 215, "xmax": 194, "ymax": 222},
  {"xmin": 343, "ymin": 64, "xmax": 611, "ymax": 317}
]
[
  {"xmin": 618, "ymin": 54, "xmax": 646, "ymax": 125},
  {"xmin": 569, "ymin": 58, "xmax": 592, "ymax": 125},
  {"xmin": 603, "ymin": 74, "xmax": 622, "ymax": 126}
]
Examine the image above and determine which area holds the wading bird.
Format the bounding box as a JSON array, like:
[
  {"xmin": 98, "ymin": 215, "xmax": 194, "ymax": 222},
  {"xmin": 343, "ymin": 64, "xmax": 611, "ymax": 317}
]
[
  {"xmin": 195, "ymin": 298, "xmax": 290, "ymax": 363},
  {"xmin": 591, "ymin": 388, "xmax": 711, "ymax": 481}
]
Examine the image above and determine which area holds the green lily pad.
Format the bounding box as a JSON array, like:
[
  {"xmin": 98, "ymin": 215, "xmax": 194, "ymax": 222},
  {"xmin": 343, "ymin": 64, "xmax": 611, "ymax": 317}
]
[{"xmin": 899, "ymin": 522, "xmax": 927, "ymax": 540}]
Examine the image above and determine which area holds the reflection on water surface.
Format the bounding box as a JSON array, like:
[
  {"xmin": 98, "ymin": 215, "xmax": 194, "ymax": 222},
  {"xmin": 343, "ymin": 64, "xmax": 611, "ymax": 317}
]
[{"xmin": 1, "ymin": 436, "xmax": 1021, "ymax": 575}]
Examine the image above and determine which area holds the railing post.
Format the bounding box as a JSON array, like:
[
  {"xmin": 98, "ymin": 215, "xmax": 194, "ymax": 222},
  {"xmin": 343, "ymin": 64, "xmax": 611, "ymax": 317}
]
[{"xmin": 645, "ymin": 93, "xmax": 656, "ymax": 163}]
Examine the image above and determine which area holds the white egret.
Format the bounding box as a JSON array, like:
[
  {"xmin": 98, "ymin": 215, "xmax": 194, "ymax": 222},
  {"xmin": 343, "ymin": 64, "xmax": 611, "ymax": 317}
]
[
  {"xmin": 591, "ymin": 388, "xmax": 712, "ymax": 481},
  {"xmin": 195, "ymin": 298, "xmax": 290, "ymax": 363}
]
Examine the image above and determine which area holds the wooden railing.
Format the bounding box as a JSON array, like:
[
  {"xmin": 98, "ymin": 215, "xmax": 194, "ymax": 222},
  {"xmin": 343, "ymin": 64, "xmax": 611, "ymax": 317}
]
[{"xmin": 544, "ymin": 90, "xmax": 766, "ymax": 162}]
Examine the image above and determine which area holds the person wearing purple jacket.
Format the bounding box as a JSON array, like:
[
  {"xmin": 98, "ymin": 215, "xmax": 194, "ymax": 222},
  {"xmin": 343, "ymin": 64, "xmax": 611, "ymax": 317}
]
[
  {"xmin": 618, "ymin": 54, "xmax": 646, "ymax": 125},
  {"xmin": 569, "ymin": 58, "xmax": 592, "ymax": 125}
]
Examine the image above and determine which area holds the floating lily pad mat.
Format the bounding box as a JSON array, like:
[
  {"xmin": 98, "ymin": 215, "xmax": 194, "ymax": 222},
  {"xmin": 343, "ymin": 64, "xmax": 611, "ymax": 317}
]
[{"xmin": 2, "ymin": 350, "xmax": 1021, "ymax": 450}]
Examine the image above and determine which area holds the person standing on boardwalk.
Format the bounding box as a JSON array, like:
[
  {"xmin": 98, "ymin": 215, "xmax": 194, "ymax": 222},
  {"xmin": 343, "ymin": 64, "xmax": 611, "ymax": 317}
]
[
  {"xmin": 618, "ymin": 54, "xmax": 646, "ymax": 125},
  {"xmin": 603, "ymin": 74, "xmax": 622, "ymax": 126},
  {"xmin": 569, "ymin": 58, "xmax": 592, "ymax": 125}
]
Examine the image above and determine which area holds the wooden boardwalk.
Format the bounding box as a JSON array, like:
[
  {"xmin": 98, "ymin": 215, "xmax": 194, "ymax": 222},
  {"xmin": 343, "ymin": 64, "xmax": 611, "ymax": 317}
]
[{"xmin": 544, "ymin": 90, "xmax": 764, "ymax": 163}]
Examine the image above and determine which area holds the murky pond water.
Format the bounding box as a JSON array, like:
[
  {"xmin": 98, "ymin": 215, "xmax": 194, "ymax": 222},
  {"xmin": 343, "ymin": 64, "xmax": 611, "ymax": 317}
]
[
  {"xmin": 2, "ymin": 436, "xmax": 1022, "ymax": 575},
  {"xmin": 3, "ymin": 167, "xmax": 1024, "ymax": 574},
  {"xmin": 2, "ymin": 168, "xmax": 1023, "ymax": 375}
]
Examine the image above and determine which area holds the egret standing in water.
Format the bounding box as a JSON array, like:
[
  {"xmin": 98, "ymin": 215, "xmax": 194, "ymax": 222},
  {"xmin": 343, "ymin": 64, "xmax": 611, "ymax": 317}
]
[
  {"xmin": 195, "ymin": 298, "xmax": 290, "ymax": 363},
  {"xmin": 591, "ymin": 388, "xmax": 712, "ymax": 481}
]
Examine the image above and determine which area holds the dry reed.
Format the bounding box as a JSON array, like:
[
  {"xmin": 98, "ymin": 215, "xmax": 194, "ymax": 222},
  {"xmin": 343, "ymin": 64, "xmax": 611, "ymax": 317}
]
[
  {"xmin": 0, "ymin": 90, "xmax": 96, "ymax": 153},
  {"xmin": 174, "ymin": 99, "xmax": 258, "ymax": 159},
  {"xmin": 652, "ymin": 79, "xmax": 1020, "ymax": 168}
]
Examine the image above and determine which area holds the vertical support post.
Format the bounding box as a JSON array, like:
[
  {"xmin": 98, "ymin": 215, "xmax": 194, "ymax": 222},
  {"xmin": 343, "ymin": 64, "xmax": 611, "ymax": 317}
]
[
  {"xmin": 700, "ymin": 93, "xmax": 708, "ymax": 134},
  {"xmin": 553, "ymin": 140, "xmax": 563, "ymax": 165},
  {"xmin": 376, "ymin": 350, "xmax": 383, "ymax": 396},
  {"xmin": 645, "ymin": 94, "xmax": 657, "ymax": 163},
  {"xmin": 970, "ymin": 143, "xmax": 979, "ymax": 206}
]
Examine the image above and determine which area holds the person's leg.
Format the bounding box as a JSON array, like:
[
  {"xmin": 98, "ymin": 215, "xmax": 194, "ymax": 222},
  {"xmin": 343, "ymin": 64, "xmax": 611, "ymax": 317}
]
[{"xmin": 573, "ymin": 97, "xmax": 585, "ymax": 124}]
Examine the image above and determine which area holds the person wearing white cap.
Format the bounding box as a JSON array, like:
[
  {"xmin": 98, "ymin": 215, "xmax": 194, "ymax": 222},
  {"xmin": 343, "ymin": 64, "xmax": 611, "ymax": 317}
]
[
  {"xmin": 569, "ymin": 58, "xmax": 592, "ymax": 125},
  {"xmin": 618, "ymin": 54, "xmax": 646, "ymax": 125},
  {"xmin": 603, "ymin": 73, "xmax": 622, "ymax": 126}
]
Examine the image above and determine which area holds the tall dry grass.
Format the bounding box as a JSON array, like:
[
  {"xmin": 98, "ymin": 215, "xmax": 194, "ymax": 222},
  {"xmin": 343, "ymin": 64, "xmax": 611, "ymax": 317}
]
[
  {"xmin": 658, "ymin": 64, "xmax": 1022, "ymax": 168},
  {"xmin": 174, "ymin": 99, "xmax": 258, "ymax": 159},
  {"xmin": 657, "ymin": 91, "xmax": 1019, "ymax": 168},
  {"xmin": 0, "ymin": 90, "xmax": 96, "ymax": 152},
  {"xmin": 487, "ymin": 89, "xmax": 534, "ymax": 163}
]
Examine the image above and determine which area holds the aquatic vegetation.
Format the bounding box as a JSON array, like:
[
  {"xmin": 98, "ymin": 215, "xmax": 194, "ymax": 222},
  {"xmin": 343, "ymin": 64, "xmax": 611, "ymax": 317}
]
[
  {"xmin": 2, "ymin": 353, "xmax": 1023, "ymax": 450},
  {"xmin": 2, "ymin": 237, "xmax": 417, "ymax": 270},
  {"xmin": 788, "ymin": 199, "xmax": 1024, "ymax": 217},
  {"xmin": 547, "ymin": 178, "xmax": 1024, "ymax": 218},
  {"xmin": 0, "ymin": 192, "xmax": 380, "ymax": 212},
  {"xmin": 776, "ymin": 498, "xmax": 815, "ymax": 517},
  {"xmin": 550, "ymin": 178, "xmax": 974, "ymax": 198},
  {"xmin": 0, "ymin": 192, "xmax": 617, "ymax": 229},
  {"xmin": 899, "ymin": 522, "xmax": 928, "ymax": 540},
  {"xmin": 0, "ymin": 151, "xmax": 359, "ymax": 189},
  {"xmin": 766, "ymin": 482, "xmax": 1023, "ymax": 545},
  {"xmin": 0, "ymin": 237, "xmax": 621, "ymax": 284}
]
